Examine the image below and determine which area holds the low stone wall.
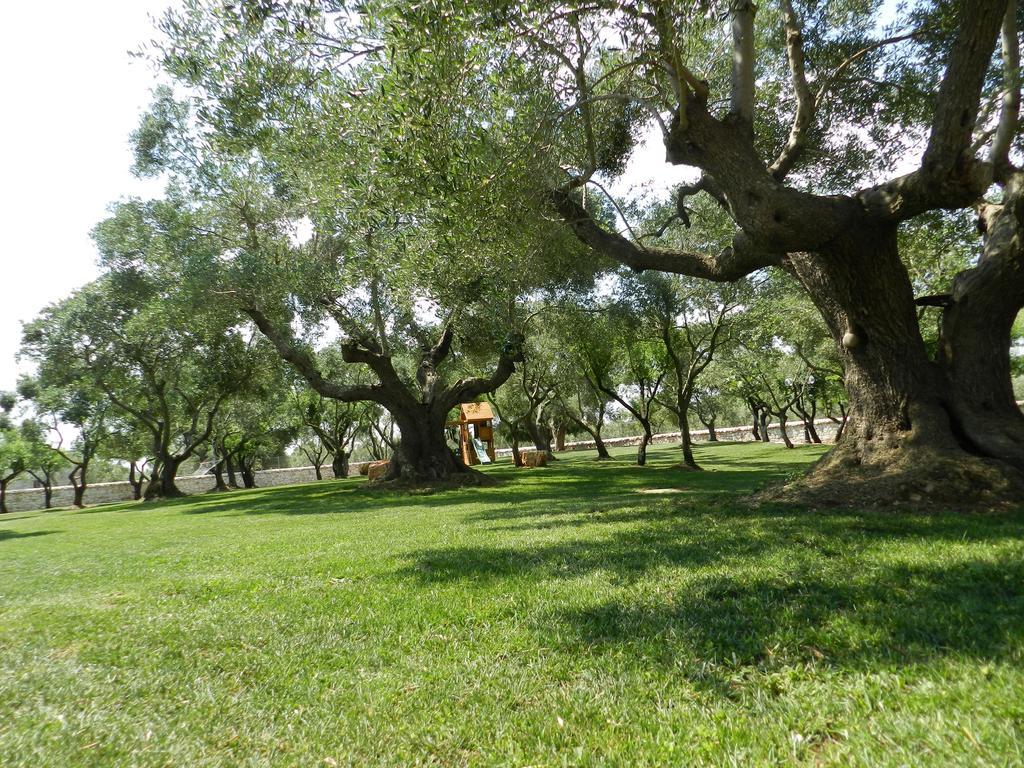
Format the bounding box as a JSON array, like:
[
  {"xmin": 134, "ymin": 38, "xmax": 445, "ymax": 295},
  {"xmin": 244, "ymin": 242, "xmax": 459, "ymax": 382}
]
[
  {"xmin": 495, "ymin": 417, "xmax": 842, "ymax": 458},
  {"xmin": 5, "ymin": 419, "xmax": 839, "ymax": 513},
  {"xmin": 4, "ymin": 463, "xmax": 374, "ymax": 514}
]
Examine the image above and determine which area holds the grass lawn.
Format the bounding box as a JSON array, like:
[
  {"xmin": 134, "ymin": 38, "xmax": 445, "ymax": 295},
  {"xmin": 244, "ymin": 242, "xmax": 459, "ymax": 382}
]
[{"xmin": 1, "ymin": 441, "xmax": 1023, "ymax": 767}]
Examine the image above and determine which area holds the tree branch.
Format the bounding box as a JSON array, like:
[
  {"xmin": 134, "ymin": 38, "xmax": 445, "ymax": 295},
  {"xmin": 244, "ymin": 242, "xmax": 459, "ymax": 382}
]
[
  {"xmin": 990, "ymin": 2, "xmax": 1021, "ymax": 171},
  {"xmin": 920, "ymin": 0, "xmax": 1008, "ymax": 177},
  {"xmin": 246, "ymin": 306, "xmax": 392, "ymax": 406},
  {"xmin": 550, "ymin": 189, "xmax": 781, "ymax": 281},
  {"xmin": 769, "ymin": 0, "xmax": 815, "ymax": 180},
  {"xmin": 729, "ymin": 0, "xmax": 757, "ymax": 129}
]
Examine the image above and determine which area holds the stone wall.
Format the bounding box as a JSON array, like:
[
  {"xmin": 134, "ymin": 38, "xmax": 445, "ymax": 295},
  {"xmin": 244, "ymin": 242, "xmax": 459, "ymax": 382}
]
[
  {"xmin": 3, "ymin": 464, "xmax": 373, "ymax": 514},
  {"xmin": 5, "ymin": 418, "xmax": 840, "ymax": 513},
  {"xmin": 495, "ymin": 417, "xmax": 842, "ymax": 457}
]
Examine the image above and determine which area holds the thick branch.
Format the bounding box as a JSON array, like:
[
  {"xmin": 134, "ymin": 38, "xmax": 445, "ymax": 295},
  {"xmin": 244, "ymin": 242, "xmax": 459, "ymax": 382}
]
[
  {"xmin": 246, "ymin": 307, "xmax": 392, "ymax": 406},
  {"xmin": 551, "ymin": 189, "xmax": 781, "ymax": 281},
  {"xmin": 440, "ymin": 348, "xmax": 521, "ymax": 414},
  {"xmin": 769, "ymin": 0, "xmax": 815, "ymax": 180},
  {"xmin": 990, "ymin": 2, "xmax": 1021, "ymax": 170},
  {"xmin": 921, "ymin": 0, "xmax": 1008, "ymax": 177},
  {"xmin": 729, "ymin": 0, "xmax": 757, "ymax": 129}
]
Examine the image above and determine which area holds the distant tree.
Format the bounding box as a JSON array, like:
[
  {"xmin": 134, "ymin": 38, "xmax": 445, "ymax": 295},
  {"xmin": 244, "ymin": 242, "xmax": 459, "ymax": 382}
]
[
  {"xmin": 18, "ymin": 419, "xmax": 68, "ymax": 510},
  {"xmin": 590, "ymin": 310, "xmax": 667, "ymax": 467},
  {"xmin": 0, "ymin": 398, "xmax": 29, "ymax": 513},
  {"xmin": 627, "ymin": 273, "xmax": 742, "ymax": 469},
  {"xmin": 554, "ymin": 305, "xmax": 618, "ymax": 460},
  {"xmin": 289, "ymin": 350, "xmax": 367, "ymax": 478},
  {"xmin": 296, "ymin": 435, "xmax": 330, "ymax": 480},
  {"xmin": 14, "ymin": 376, "xmax": 111, "ymax": 508}
]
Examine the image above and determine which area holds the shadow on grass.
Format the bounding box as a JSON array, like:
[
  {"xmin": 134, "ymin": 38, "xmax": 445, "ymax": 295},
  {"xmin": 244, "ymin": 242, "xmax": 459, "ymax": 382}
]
[
  {"xmin": 400, "ymin": 502, "xmax": 1024, "ymax": 673},
  {"xmin": 164, "ymin": 454, "xmax": 802, "ymax": 519},
  {"xmin": 0, "ymin": 529, "xmax": 56, "ymax": 543},
  {"xmin": 558, "ymin": 554, "xmax": 1024, "ymax": 674}
]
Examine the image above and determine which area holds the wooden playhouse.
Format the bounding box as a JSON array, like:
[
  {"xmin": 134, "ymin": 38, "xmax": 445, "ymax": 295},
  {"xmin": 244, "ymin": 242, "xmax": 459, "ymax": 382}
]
[{"xmin": 448, "ymin": 402, "xmax": 496, "ymax": 466}]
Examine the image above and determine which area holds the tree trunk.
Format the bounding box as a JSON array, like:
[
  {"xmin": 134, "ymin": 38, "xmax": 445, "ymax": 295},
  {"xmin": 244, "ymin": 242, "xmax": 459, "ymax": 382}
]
[
  {"xmin": 555, "ymin": 425, "xmax": 566, "ymax": 452},
  {"xmin": 211, "ymin": 459, "xmax": 229, "ymax": 492},
  {"xmin": 830, "ymin": 405, "xmax": 849, "ymax": 444},
  {"xmin": 510, "ymin": 434, "xmax": 523, "ymax": 467},
  {"xmin": 128, "ymin": 461, "xmax": 144, "ymax": 500},
  {"xmin": 240, "ymin": 461, "xmax": 257, "ymax": 489},
  {"xmin": 527, "ymin": 415, "xmax": 553, "ymax": 458},
  {"xmin": 225, "ymin": 452, "xmax": 239, "ymax": 488},
  {"xmin": 331, "ymin": 451, "xmax": 350, "ymax": 478},
  {"xmin": 380, "ymin": 407, "xmax": 483, "ymax": 484},
  {"xmin": 636, "ymin": 427, "xmax": 652, "ymax": 466},
  {"xmin": 775, "ymin": 412, "xmax": 795, "ymax": 449},
  {"xmin": 0, "ymin": 479, "xmax": 9, "ymax": 514},
  {"xmin": 145, "ymin": 457, "xmax": 185, "ymax": 500},
  {"xmin": 701, "ymin": 417, "xmax": 719, "ymax": 442},
  {"xmin": 759, "ymin": 411, "xmax": 771, "ymax": 442},
  {"xmin": 678, "ymin": 407, "xmax": 700, "ymax": 470},
  {"xmin": 313, "ymin": 463, "xmax": 323, "ymax": 481},
  {"xmin": 776, "ymin": 221, "xmax": 1024, "ymax": 505},
  {"xmin": 593, "ymin": 433, "xmax": 611, "ymax": 459},
  {"xmin": 70, "ymin": 463, "xmax": 88, "ymax": 508},
  {"xmin": 749, "ymin": 401, "xmax": 761, "ymax": 440},
  {"xmin": 938, "ymin": 187, "xmax": 1024, "ymax": 469}
]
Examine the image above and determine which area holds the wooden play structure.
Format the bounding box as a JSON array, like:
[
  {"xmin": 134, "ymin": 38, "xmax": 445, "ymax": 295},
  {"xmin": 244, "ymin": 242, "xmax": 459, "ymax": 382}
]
[{"xmin": 448, "ymin": 402, "xmax": 496, "ymax": 466}]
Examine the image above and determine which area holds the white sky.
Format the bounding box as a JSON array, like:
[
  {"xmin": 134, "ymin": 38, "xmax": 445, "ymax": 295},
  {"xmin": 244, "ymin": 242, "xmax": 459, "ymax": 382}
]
[{"xmin": 0, "ymin": 1, "xmax": 174, "ymax": 391}]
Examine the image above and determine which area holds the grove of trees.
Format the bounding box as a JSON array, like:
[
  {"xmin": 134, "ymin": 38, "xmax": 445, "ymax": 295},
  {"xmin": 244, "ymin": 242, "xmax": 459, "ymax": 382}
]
[{"xmin": 3, "ymin": 0, "xmax": 1023, "ymax": 510}]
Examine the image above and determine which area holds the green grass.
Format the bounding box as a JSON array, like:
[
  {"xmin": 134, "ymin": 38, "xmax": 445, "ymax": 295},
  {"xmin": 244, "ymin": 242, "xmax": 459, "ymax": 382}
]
[{"xmin": 1, "ymin": 441, "xmax": 1023, "ymax": 767}]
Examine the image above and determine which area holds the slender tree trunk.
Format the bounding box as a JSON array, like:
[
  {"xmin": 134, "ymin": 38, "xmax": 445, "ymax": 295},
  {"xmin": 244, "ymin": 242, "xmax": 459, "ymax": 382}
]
[
  {"xmin": 678, "ymin": 406, "xmax": 700, "ymax": 470},
  {"xmin": 749, "ymin": 401, "xmax": 761, "ymax": 441},
  {"xmin": 701, "ymin": 417, "xmax": 719, "ymax": 442},
  {"xmin": 225, "ymin": 453, "xmax": 239, "ymax": 488},
  {"xmin": 527, "ymin": 415, "xmax": 553, "ymax": 458},
  {"xmin": 637, "ymin": 425, "xmax": 653, "ymax": 466},
  {"xmin": 313, "ymin": 462, "xmax": 323, "ymax": 481},
  {"xmin": 807, "ymin": 400, "xmax": 821, "ymax": 443},
  {"xmin": 128, "ymin": 461, "xmax": 145, "ymax": 500},
  {"xmin": 831, "ymin": 405, "xmax": 849, "ymax": 443},
  {"xmin": 775, "ymin": 411, "xmax": 795, "ymax": 449},
  {"xmin": 211, "ymin": 458, "xmax": 229, "ymax": 492},
  {"xmin": 759, "ymin": 411, "xmax": 771, "ymax": 442},
  {"xmin": 587, "ymin": 421, "xmax": 611, "ymax": 459},
  {"xmin": 240, "ymin": 460, "xmax": 256, "ymax": 489},
  {"xmin": 0, "ymin": 479, "xmax": 9, "ymax": 514},
  {"xmin": 70, "ymin": 462, "xmax": 88, "ymax": 508},
  {"xmin": 555, "ymin": 425, "xmax": 566, "ymax": 452},
  {"xmin": 510, "ymin": 434, "xmax": 523, "ymax": 467}
]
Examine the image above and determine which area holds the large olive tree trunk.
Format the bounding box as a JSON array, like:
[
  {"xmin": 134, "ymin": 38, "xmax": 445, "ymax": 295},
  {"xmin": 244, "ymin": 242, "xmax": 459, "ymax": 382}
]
[
  {"xmin": 383, "ymin": 407, "xmax": 467, "ymax": 482},
  {"xmin": 783, "ymin": 216, "xmax": 1024, "ymax": 504}
]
